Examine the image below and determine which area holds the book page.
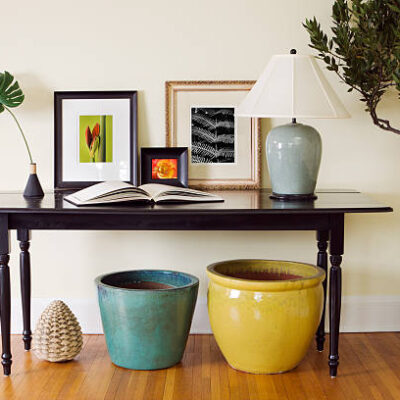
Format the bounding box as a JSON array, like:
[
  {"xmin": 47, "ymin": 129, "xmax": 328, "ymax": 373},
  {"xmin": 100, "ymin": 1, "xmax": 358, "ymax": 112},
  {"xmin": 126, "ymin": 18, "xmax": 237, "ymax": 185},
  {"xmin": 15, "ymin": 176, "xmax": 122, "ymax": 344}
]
[
  {"xmin": 138, "ymin": 183, "xmax": 179, "ymax": 198},
  {"xmin": 139, "ymin": 183, "xmax": 218, "ymax": 200},
  {"xmin": 67, "ymin": 192, "xmax": 150, "ymax": 205},
  {"xmin": 66, "ymin": 181, "xmax": 149, "ymax": 203},
  {"xmin": 155, "ymin": 193, "xmax": 223, "ymax": 203},
  {"xmin": 138, "ymin": 183, "xmax": 223, "ymax": 202}
]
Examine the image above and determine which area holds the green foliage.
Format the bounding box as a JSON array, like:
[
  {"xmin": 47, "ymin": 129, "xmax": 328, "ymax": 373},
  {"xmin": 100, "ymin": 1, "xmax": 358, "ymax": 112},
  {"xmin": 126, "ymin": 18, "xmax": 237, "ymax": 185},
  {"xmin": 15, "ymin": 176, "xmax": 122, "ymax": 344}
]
[
  {"xmin": 0, "ymin": 71, "xmax": 24, "ymax": 114},
  {"xmin": 304, "ymin": 0, "xmax": 400, "ymax": 135},
  {"xmin": 0, "ymin": 71, "xmax": 33, "ymax": 162}
]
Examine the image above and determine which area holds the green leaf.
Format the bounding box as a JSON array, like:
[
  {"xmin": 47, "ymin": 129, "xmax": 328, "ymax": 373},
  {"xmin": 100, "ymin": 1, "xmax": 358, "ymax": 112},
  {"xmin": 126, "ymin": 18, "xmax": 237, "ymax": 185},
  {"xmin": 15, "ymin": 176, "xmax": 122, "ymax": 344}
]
[
  {"xmin": 388, "ymin": 3, "xmax": 400, "ymax": 13},
  {"xmin": 0, "ymin": 71, "xmax": 24, "ymax": 109},
  {"xmin": 0, "ymin": 72, "xmax": 13, "ymax": 93}
]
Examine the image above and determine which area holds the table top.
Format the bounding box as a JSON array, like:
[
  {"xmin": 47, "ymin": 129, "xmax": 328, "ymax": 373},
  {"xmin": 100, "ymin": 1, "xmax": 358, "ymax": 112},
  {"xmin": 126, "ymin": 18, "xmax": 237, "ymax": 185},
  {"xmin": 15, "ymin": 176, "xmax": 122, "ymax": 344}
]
[{"xmin": 0, "ymin": 189, "xmax": 392, "ymax": 215}]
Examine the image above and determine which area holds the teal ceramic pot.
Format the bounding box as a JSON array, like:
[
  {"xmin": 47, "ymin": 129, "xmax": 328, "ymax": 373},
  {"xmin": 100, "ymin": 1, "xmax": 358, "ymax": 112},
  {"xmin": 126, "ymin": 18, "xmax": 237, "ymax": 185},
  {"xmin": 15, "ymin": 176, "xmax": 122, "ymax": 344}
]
[
  {"xmin": 95, "ymin": 270, "xmax": 199, "ymax": 370},
  {"xmin": 266, "ymin": 122, "xmax": 322, "ymax": 198}
]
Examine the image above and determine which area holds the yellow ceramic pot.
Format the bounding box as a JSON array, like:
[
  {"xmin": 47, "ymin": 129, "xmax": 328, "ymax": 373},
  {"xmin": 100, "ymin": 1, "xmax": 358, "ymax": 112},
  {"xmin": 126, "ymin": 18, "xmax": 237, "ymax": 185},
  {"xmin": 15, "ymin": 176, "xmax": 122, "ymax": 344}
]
[{"xmin": 207, "ymin": 259, "xmax": 325, "ymax": 374}]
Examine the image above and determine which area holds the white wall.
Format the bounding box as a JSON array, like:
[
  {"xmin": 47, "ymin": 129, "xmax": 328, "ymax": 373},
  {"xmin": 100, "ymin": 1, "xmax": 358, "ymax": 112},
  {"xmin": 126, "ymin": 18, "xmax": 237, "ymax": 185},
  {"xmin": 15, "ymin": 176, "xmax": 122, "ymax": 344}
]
[{"xmin": 2, "ymin": 0, "xmax": 400, "ymax": 333}]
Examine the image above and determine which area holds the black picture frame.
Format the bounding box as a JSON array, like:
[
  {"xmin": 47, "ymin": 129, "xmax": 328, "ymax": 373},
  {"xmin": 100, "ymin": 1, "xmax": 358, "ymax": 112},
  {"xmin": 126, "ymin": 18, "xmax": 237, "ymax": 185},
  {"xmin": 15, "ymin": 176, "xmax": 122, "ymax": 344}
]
[
  {"xmin": 54, "ymin": 91, "xmax": 138, "ymax": 190},
  {"xmin": 140, "ymin": 147, "xmax": 188, "ymax": 187}
]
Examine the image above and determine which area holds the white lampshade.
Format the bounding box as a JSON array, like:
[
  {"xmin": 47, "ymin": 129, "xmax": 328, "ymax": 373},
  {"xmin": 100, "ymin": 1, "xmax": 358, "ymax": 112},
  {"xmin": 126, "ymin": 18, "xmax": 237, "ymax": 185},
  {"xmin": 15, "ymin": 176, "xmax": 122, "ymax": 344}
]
[{"xmin": 236, "ymin": 54, "xmax": 350, "ymax": 119}]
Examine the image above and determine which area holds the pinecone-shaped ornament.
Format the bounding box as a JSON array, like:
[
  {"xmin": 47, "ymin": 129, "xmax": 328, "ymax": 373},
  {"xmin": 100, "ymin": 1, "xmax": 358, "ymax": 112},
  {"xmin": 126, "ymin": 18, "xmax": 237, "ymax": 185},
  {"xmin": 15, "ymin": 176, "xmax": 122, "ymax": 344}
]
[{"xmin": 32, "ymin": 300, "xmax": 83, "ymax": 362}]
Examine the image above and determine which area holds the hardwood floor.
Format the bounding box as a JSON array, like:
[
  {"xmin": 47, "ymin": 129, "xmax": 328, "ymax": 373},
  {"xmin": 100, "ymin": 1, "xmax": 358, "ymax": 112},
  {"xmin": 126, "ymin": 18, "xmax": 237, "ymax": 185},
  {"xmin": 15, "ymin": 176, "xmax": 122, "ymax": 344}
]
[{"xmin": 0, "ymin": 333, "xmax": 399, "ymax": 399}]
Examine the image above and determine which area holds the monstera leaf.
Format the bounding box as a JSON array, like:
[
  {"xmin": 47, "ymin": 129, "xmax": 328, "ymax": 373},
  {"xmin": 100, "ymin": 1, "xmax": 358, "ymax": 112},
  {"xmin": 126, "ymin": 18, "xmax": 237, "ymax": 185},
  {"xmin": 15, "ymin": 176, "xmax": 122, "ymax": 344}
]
[
  {"xmin": 0, "ymin": 71, "xmax": 24, "ymax": 114},
  {"xmin": 0, "ymin": 71, "xmax": 32, "ymax": 163}
]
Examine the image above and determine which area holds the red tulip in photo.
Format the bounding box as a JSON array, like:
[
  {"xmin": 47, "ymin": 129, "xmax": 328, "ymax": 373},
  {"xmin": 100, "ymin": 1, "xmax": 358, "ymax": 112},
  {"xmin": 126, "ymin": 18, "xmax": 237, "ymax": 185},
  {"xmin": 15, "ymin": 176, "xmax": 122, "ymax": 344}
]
[{"xmin": 85, "ymin": 123, "xmax": 101, "ymax": 162}]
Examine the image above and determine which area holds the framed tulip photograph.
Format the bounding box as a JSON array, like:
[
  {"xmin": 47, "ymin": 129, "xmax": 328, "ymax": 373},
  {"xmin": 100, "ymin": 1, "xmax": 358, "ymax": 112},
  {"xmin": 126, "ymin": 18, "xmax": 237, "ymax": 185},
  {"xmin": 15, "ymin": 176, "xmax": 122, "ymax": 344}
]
[
  {"xmin": 140, "ymin": 147, "xmax": 188, "ymax": 187},
  {"xmin": 165, "ymin": 81, "xmax": 261, "ymax": 189},
  {"xmin": 54, "ymin": 91, "xmax": 137, "ymax": 189}
]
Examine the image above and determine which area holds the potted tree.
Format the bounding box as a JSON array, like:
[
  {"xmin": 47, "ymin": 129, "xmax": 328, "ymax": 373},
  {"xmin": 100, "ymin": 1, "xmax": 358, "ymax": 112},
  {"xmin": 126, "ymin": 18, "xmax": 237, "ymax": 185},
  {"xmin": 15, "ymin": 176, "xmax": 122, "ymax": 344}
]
[{"xmin": 304, "ymin": 0, "xmax": 400, "ymax": 135}]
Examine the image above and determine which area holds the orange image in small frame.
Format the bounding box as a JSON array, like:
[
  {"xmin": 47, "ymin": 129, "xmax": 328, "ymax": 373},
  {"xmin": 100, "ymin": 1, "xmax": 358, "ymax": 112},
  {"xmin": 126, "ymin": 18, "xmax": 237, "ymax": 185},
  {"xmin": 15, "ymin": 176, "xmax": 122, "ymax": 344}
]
[{"xmin": 152, "ymin": 159, "xmax": 178, "ymax": 179}]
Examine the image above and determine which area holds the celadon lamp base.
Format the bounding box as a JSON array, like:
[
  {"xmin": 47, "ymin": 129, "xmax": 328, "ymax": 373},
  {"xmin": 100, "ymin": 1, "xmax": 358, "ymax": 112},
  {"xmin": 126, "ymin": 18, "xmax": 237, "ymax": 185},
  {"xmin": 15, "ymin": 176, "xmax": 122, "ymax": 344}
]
[{"xmin": 266, "ymin": 122, "xmax": 322, "ymax": 201}]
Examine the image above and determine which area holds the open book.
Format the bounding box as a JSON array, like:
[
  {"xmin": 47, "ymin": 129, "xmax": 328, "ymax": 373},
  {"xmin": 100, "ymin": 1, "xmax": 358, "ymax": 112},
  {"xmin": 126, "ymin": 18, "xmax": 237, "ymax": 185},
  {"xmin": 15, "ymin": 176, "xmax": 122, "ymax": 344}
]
[{"xmin": 64, "ymin": 181, "xmax": 224, "ymax": 206}]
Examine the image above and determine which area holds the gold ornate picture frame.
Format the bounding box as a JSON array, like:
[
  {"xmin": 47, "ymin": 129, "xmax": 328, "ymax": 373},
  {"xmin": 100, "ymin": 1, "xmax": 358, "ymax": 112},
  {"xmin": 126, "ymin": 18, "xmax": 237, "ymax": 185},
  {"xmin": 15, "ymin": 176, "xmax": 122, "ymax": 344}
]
[{"xmin": 166, "ymin": 81, "xmax": 261, "ymax": 189}]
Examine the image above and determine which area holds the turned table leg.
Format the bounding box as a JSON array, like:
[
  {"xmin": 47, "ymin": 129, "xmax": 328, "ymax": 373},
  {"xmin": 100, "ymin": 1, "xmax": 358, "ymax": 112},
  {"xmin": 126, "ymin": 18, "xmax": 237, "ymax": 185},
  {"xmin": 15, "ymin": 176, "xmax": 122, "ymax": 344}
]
[
  {"xmin": 328, "ymin": 215, "xmax": 344, "ymax": 378},
  {"xmin": 17, "ymin": 229, "xmax": 32, "ymax": 351},
  {"xmin": 0, "ymin": 215, "xmax": 11, "ymax": 375},
  {"xmin": 316, "ymin": 230, "xmax": 329, "ymax": 352}
]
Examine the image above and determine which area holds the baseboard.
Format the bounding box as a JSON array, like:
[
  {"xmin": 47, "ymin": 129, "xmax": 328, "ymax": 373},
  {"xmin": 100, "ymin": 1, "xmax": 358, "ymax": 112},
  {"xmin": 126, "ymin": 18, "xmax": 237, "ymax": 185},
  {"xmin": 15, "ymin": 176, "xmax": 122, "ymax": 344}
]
[
  {"xmin": 339, "ymin": 296, "xmax": 400, "ymax": 332},
  {"xmin": 9, "ymin": 295, "xmax": 400, "ymax": 334},
  {"xmin": 9, "ymin": 296, "xmax": 211, "ymax": 335}
]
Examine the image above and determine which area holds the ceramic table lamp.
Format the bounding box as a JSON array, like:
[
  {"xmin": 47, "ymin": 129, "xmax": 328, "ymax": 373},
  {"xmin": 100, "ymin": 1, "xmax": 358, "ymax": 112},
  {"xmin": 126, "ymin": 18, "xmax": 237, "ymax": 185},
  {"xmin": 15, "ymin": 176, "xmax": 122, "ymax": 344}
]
[{"xmin": 236, "ymin": 49, "xmax": 350, "ymax": 200}]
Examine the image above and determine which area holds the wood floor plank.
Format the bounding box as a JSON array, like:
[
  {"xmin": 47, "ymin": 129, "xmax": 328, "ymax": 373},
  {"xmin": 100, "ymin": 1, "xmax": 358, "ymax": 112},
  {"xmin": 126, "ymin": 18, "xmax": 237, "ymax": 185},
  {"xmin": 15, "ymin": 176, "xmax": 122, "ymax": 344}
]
[
  {"xmin": 337, "ymin": 336, "xmax": 372, "ymax": 399},
  {"xmin": 56, "ymin": 335, "xmax": 100, "ymax": 399},
  {"xmin": 172, "ymin": 346, "xmax": 194, "ymax": 400},
  {"xmin": 104, "ymin": 367, "xmax": 125, "ymax": 400},
  {"xmin": 292, "ymin": 349, "xmax": 327, "ymax": 400},
  {"xmin": 1, "ymin": 333, "xmax": 400, "ymax": 400},
  {"xmin": 38, "ymin": 335, "xmax": 92, "ymax": 399},
  {"xmin": 305, "ymin": 338, "xmax": 347, "ymax": 400},
  {"xmin": 77, "ymin": 335, "xmax": 116, "ymax": 399},
  {"xmin": 363, "ymin": 334, "xmax": 400, "ymax": 397},
  {"xmin": 162, "ymin": 366, "xmax": 176, "ymax": 400},
  {"xmin": 201, "ymin": 335, "xmax": 211, "ymax": 400},
  {"xmin": 345, "ymin": 334, "xmax": 397, "ymax": 400},
  {"xmin": 209, "ymin": 336, "xmax": 222, "ymax": 400},
  {"xmin": 245, "ymin": 373, "xmax": 260, "ymax": 400},
  {"xmin": 131, "ymin": 370, "xmax": 149, "ymax": 400},
  {"xmin": 110, "ymin": 367, "xmax": 133, "ymax": 400},
  {"xmin": 216, "ymin": 342, "xmax": 231, "ymax": 400},
  {"xmin": 146, "ymin": 369, "xmax": 168, "ymax": 400},
  {"xmin": 0, "ymin": 335, "xmax": 30, "ymax": 398},
  {"xmin": 186, "ymin": 335, "xmax": 195, "ymax": 354},
  {"xmin": 339, "ymin": 334, "xmax": 377, "ymax": 399}
]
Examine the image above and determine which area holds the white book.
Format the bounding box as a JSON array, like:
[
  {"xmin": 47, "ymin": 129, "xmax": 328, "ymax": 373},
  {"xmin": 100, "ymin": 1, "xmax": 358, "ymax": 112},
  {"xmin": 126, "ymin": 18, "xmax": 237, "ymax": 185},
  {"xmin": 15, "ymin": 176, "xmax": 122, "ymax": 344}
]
[{"xmin": 64, "ymin": 181, "xmax": 224, "ymax": 206}]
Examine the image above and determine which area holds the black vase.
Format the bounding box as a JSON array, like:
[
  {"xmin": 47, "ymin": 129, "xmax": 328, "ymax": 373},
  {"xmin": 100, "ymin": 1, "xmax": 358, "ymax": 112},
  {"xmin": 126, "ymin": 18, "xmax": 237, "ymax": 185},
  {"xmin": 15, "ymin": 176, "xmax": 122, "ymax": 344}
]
[{"xmin": 23, "ymin": 163, "xmax": 44, "ymax": 198}]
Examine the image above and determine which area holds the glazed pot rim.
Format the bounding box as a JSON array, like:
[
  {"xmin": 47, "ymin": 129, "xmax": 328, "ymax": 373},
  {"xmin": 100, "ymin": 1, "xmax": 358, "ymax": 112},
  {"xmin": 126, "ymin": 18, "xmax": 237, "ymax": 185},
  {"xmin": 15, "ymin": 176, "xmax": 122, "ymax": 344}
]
[
  {"xmin": 95, "ymin": 269, "xmax": 199, "ymax": 292},
  {"xmin": 206, "ymin": 259, "xmax": 325, "ymax": 291}
]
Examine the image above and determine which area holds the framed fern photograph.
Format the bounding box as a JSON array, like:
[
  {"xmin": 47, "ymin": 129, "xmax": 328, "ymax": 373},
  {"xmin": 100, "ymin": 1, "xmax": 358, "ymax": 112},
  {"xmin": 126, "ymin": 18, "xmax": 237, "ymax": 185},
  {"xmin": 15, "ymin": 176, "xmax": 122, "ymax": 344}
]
[
  {"xmin": 166, "ymin": 81, "xmax": 261, "ymax": 189},
  {"xmin": 191, "ymin": 107, "xmax": 235, "ymax": 164}
]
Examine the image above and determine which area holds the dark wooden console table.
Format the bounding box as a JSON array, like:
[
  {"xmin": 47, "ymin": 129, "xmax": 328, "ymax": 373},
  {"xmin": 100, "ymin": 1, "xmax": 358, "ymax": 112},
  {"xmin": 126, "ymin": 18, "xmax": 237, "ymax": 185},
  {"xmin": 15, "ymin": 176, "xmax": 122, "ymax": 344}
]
[{"xmin": 0, "ymin": 189, "xmax": 392, "ymax": 377}]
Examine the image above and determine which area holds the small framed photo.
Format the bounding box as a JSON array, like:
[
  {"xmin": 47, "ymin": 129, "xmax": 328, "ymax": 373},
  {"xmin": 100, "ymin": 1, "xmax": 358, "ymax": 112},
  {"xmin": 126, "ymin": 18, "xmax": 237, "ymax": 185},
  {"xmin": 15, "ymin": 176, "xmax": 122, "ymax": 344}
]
[
  {"xmin": 166, "ymin": 81, "xmax": 261, "ymax": 189},
  {"xmin": 54, "ymin": 91, "xmax": 138, "ymax": 189},
  {"xmin": 141, "ymin": 147, "xmax": 188, "ymax": 187}
]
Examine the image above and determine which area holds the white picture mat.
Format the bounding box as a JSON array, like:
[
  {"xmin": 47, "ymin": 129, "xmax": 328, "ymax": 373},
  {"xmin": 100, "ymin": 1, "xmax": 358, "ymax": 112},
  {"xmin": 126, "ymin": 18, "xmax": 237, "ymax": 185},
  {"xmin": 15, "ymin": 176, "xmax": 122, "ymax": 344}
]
[
  {"xmin": 62, "ymin": 98, "xmax": 131, "ymax": 182},
  {"xmin": 175, "ymin": 91, "xmax": 253, "ymax": 180}
]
